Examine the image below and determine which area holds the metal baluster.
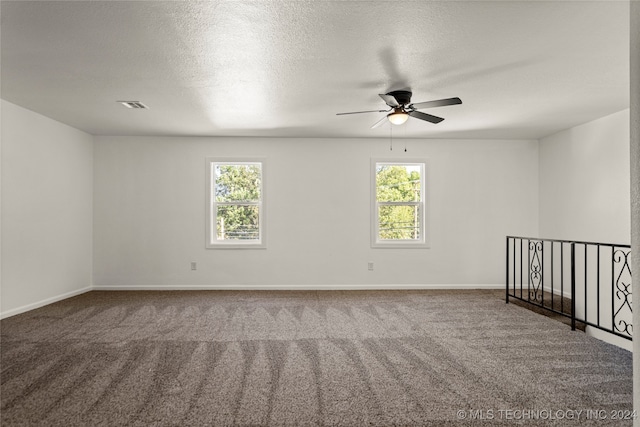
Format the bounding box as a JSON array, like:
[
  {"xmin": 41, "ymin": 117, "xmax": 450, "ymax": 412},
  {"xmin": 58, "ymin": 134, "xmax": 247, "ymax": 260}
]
[
  {"xmin": 520, "ymin": 239, "xmax": 523, "ymax": 299},
  {"xmin": 611, "ymin": 246, "xmax": 615, "ymax": 333},
  {"xmin": 551, "ymin": 242, "xmax": 554, "ymax": 311},
  {"xmin": 561, "ymin": 243, "xmax": 564, "ymax": 314},
  {"xmin": 527, "ymin": 239, "xmax": 531, "ymax": 302},
  {"xmin": 513, "ymin": 237, "xmax": 516, "ymax": 296},
  {"xmin": 571, "ymin": 243, "xmax": 576, "ymax": 331},
  {"xmin": 506, "ymin": 237, "xmax": 509, "ymax": 304},
  {"xmin": 596, "ymin": 244, "xmax": 600, "ymax": 327},
  {"xmin": 584, "ymin": 244, "xmax": 588, "ymax": 325},
  {"xmin": 541, "ymin": 241, "xmax": 544, "ymax": 306}
]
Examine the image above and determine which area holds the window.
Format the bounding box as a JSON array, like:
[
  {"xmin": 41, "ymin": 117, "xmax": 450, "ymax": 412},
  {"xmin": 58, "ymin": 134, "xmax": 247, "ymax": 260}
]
[
  {"xmin": 207, "ymin": 159, "xmax": 265, "ymax": 248},
  {"xmin": 371, "ymin": 159, "xmax": 428, "ymax": 248}
]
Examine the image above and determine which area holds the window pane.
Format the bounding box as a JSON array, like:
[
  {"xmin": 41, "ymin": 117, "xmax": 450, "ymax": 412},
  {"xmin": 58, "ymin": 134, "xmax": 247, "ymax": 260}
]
[
  {"xmin": 215, "ymin": 164, "xmax": 261, "ymax": 202},
  {"xmin": 378, "ymin": 205, "xmax": 421, "ymax": 240},
  {"xmin": 376, "ymin": 164, "xmax": 421, "ymax": 202},
  {"xmin": 217, "ymin": 205, "xmax": 260, "ymax": 240}
]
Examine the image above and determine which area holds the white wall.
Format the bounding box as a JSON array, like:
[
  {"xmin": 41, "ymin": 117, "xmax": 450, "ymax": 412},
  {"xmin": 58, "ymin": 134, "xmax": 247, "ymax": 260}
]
[
  {"xmin": 93, "ymin": 136, "xmax": 538, "ymax": 288},
  {"xmin": 630, "ymin": 0, "xmax": 639, "ymax": 419},
  {"xmin": 539, "ymin": 109, "xmax": 631, "ymax": 244},
  {"xmin": 1, "ymin": 100, "xmax": 93, "ymax": 316},
  {"xmin": 538, "ymin": 109, "xmax": 632, "ymax": 351}
]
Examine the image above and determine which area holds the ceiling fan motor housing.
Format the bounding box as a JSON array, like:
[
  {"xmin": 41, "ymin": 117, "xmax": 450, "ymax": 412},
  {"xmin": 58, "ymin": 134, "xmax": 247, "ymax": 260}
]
[{"xmin": 387, "ymin": 90, "xmax": 412, "ymax": 106}]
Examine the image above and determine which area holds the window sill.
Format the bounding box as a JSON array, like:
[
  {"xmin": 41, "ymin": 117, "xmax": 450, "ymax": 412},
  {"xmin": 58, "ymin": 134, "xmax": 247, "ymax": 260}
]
[{"xmin": 206, "ymin": 242, "xmax": 266, "ymax": 249}]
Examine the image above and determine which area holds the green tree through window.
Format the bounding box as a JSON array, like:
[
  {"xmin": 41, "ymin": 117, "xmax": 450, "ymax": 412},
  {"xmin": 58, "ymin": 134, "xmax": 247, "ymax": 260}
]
[
  {"xmin": 207, "ymin": 160, "xmax": 265, "ymax": 248},
  {"xmin": 375, "ymin": 163, "xmax": 424, "ymax": 242},
  {"xmin": 215, "ymin": 164, "xmax": 261, "ymax": 240}
]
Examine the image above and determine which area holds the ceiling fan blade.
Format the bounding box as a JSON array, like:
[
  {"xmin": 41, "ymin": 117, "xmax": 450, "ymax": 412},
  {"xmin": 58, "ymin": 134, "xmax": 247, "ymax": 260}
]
[
  {"xmin": 408, "ymin": 110, "xmax": 444, "ymax": 124},
  {"xmin": 370, "ymin": 115, "xmax": 388, "ymax": 129},
  {"xmin": 379, "ymin": 93, "xmax": 400, "ymax": 108},
  {"xmin": 410, "ymin": 97, "xmax": 462, "ymax": 109},
  {"xmin": 336, "ymin": 109, "xmax": 389, "ymax": 115}
]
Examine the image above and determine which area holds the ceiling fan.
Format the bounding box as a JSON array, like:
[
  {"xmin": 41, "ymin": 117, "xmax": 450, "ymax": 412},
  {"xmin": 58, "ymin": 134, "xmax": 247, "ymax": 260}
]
[{"xmin": 336, "ymin": 90, "xmax": 462, "ymax": 128}]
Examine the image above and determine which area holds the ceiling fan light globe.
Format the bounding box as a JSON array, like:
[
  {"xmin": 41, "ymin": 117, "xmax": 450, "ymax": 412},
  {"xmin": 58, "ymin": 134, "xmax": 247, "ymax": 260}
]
[{"xmin": 388, "ymin": 111, "xmax": 409, "ymax": 125}]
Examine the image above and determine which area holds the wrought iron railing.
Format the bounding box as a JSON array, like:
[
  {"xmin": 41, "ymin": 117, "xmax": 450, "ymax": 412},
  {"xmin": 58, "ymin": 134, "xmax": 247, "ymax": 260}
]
[{"xmin": 506, "ymin": 236, "xmax": 632, "ymax": 340}]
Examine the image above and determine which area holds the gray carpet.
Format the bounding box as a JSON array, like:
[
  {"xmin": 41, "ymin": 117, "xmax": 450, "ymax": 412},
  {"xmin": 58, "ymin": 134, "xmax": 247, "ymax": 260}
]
[{"xmin": 0, "ymin": 289, "xmax": 633, "ymax": 426}]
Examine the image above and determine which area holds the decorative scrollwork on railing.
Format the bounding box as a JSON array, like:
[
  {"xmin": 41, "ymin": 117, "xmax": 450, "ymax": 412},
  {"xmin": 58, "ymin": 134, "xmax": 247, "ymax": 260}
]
[
  {"xmin": 613, "ymin": 249, "xmax": 633, "ymax": 338},
  {"xmin": 507, "ymin": 236, "xmax": 633, "ymax": 340},
  {"xmin": 529, "ymin": 241, "xmax": 543, "ymax": 302}
]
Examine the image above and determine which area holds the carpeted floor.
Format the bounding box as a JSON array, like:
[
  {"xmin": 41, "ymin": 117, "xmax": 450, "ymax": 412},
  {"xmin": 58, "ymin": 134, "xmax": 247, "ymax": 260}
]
[{"xmin": 0, "ymin": 289, "xmax": 633, "ymax": 426}]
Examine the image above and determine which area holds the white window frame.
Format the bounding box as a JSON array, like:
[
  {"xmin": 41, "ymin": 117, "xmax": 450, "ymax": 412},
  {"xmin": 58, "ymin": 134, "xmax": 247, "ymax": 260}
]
[
  {"xmin": 206, "ymin": 158, "xmax": 266, "ymax": 249},
  {"xmin": 371, "ymin": 158, "xmax": 429, "ymax": 248}
]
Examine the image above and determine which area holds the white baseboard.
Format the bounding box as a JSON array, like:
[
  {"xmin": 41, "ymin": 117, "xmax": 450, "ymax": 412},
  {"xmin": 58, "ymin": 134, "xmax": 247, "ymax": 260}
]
[
  {"xmin": 586, "ymin": 326, "xmax": 633, "ymax": 352},
  {"xmin": 1, "ymin": 286, "xmax": 93, "ymax": 319},
  {"xmin": 91, "ymin": 283, "xmax": 504, "ymax": 291},
  {"xmin": 508, "ymin": 285, "xmax": 572, "ymax": 299},
  {"xmin": 543, "ymin": 286, "xmax": 572, "ymax": 299},
  {"xmin": 1, "ymin": 284, "xmax": 503, "ymax": 318}
]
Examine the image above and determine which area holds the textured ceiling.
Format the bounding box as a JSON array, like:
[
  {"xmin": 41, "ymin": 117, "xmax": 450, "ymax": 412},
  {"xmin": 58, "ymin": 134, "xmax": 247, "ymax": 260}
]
[{"xmin": 0, "ymin": 1, "xmax": 630, "ymax": 139}]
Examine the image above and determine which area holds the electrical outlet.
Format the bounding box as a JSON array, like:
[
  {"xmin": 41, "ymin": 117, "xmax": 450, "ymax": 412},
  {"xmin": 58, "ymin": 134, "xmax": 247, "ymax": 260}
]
[
  {"xmin": 190, "ymin": 262, "xmax": 197, "ymax": 271},
  {"xmin": 368, "ymin": 262, "xmax": 374, "ymax": 271}
]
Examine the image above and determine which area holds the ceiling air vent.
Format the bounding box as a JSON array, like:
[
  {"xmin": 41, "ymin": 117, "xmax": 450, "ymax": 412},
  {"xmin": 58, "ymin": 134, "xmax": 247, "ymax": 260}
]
[{"xmin": 117, "ymin": 101, "xmax": 148, "ymax": 109}]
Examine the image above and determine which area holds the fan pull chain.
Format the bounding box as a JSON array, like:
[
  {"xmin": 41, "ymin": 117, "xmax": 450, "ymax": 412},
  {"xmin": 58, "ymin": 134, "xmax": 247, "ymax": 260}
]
[
  {"xmin": 404, "ymin": 125, "xmax": 407, "ymax": 152},
  {"xmin": 389, "ymin": 125, "xmax": 393, "ymax": 151}
]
